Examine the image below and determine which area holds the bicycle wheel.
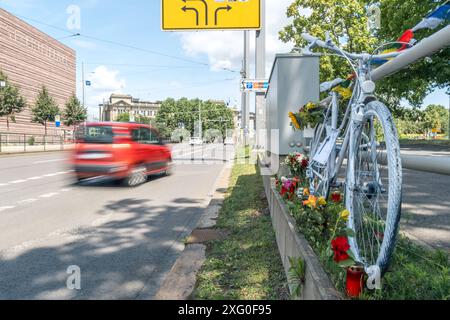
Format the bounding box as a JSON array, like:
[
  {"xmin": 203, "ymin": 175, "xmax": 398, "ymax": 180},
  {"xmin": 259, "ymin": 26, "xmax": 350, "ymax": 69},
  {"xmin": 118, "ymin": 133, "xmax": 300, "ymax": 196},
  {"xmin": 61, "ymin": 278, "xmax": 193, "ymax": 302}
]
[
  {"xmin": 308, "ymin": 123, "xmax": 332, "ymax": 198},
  {"xmin": 346, "ymin": 101, "xmax": 402, "ymax": 275}
]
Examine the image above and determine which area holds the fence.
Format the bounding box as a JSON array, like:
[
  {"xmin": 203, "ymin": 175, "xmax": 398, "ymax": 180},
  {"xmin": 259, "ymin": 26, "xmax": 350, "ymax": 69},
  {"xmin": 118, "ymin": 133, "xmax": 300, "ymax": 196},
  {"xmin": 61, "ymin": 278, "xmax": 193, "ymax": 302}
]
[{"xmin": 0, "ymin": 132, "xmax": 75, "ymax": 154}]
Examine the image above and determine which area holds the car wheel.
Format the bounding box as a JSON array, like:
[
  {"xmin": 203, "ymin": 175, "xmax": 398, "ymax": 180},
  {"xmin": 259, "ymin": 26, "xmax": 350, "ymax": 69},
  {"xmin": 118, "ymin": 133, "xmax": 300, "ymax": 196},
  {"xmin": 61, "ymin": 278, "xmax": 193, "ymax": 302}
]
[{"xmin": 124, "ymin": 165, "xmax": 148, "ymax": 187}]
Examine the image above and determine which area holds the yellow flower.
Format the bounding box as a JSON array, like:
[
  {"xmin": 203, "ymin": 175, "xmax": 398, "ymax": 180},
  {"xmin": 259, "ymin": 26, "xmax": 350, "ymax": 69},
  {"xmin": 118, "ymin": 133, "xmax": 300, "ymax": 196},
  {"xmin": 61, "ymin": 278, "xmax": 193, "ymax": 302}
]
[
  {"xmin": 305, "ymin": 102, "xmax": 316, "ymax": 111},
  {"xmin": 289, "ymin": 112, "xmax": 301, "ymax": 130},
  {"xmin": 340, "ymin": 210, "xmax": 350, "ymax": 221},
  {"xmin": 303, "ymin": 188, "xmax": 310, "ymax": 197},
  {"xmin": 317, "ymin": 197, "xmax": 327, "ymax": 206}
]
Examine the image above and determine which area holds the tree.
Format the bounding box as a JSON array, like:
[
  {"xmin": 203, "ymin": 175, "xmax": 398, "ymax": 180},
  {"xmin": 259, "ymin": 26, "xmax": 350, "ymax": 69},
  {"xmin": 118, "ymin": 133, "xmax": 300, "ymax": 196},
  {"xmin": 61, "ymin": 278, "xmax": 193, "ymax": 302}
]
[
  {"xmin": 376, "ymin": 0, "xmax": 449, "ymax": 110},
  {"xmin": 31, "ymin": 86, "xmax": 60, "ymax": 135},
  {"xmin": 155, "ymin": 98, "xmax": 234, "ymax": 139},
  {"xmin": 116, "ymin": 113, "xmax": 152, "ymax": 125},
  {"xmin": 280, "ymin": 0, "xmax": 376, "ymax": 84},
  {"xmin": 423, "ymin": 104, "xmax": 449, "ymax": 135},
  {"xmin": 0, "ymin": 71, "xmax": 26, "ymax": 131},
  {"xmin": 280, "ymin": 0, "xmax": 449, "ymax": 111},
  {"xmin": 63, "ymin": 94, "xmax": 87, "ymax": 127}
]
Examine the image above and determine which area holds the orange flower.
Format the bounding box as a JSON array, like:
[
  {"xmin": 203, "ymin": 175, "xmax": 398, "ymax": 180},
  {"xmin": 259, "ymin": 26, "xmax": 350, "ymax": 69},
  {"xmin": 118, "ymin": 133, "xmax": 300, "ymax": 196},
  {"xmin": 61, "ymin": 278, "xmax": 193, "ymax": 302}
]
[
  {"xmin": 303, "ymin": 195, "xmax": 318, "ymax": 209},
  {"xmin": 303, "ymin": 188, "xmax": 310, "ymax": 197}
]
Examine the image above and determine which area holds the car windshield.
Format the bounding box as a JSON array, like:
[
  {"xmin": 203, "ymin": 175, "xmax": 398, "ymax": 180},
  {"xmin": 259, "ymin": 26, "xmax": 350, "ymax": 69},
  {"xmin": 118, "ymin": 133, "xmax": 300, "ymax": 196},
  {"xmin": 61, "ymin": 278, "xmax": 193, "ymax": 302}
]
[{"xmin": 77, "ymin": 126, "xmax": 115, "ymax": 144}]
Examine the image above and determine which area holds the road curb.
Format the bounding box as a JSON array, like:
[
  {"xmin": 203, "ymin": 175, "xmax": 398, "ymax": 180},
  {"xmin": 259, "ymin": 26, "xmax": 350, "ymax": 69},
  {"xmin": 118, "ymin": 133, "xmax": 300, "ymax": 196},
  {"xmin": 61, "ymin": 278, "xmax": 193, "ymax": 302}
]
[{"xmin": 153, "ymin": 164, "xmax": 232, "ymax": 300}]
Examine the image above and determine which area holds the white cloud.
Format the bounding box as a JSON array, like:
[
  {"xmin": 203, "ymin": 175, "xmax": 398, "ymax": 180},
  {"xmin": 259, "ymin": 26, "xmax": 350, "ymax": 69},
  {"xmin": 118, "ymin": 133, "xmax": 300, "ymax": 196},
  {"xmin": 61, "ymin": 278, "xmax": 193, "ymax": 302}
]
[
  {"xmin": 177, "ymin": 0, "xmax": 296, "ymax": 76},
  {"xmin": 84, "ymin": 66, "xmax": 126, "ymax": 118}
]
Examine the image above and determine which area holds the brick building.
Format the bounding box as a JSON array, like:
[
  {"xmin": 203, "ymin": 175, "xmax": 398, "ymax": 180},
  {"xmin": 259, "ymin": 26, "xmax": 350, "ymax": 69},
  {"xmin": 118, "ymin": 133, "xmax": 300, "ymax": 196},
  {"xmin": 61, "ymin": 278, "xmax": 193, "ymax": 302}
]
[{"xmin": 0, "ymin": 8, "xmax": 76, "ymax": 135}]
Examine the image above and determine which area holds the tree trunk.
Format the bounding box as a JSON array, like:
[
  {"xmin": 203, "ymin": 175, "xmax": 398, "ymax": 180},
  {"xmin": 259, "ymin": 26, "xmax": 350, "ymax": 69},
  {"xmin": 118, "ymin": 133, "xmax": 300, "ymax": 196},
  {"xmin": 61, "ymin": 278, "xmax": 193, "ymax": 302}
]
[
  {"xmin": 6, "ymin": 117, "xmax": 9, "ymax": 131},
  {"xmin": 45, "ymin": 121, "xmax": 47, "ymax": 136}
]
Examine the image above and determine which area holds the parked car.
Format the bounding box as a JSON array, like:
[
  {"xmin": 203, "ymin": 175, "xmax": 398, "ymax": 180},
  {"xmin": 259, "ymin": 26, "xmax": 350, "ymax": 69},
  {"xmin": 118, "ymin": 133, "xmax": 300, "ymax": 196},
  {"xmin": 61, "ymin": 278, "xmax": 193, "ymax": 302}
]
[
  {"xmin": 72, "ymin": 122, "xmax": 173, "ymax": 187},
  {"xmin": 189, "ymin": 137, "xmax": 203, "ymax": 145}
]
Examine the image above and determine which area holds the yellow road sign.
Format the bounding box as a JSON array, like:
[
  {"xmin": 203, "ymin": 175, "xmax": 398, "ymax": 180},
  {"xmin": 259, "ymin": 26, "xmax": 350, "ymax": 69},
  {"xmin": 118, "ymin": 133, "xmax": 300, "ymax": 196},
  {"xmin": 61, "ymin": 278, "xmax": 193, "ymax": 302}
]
[{"xmin": 161, "ymin": 0, "xmax": 261, "ymax": 31}]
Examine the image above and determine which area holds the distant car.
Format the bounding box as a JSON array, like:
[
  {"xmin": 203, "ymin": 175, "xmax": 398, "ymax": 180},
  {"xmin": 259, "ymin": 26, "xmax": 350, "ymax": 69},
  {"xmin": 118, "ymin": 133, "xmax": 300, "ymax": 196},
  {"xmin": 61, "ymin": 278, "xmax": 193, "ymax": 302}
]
[
  {"xmin": 72, "ymin": 122, "xmax": 173, "ymax": 187},
  {"xmin": 189, "ymin": 137, "xmax": 203, "ymax": 145},
  {"xmin": 224, "ymin": 137, "xmax": 234, "ymax": 145}
]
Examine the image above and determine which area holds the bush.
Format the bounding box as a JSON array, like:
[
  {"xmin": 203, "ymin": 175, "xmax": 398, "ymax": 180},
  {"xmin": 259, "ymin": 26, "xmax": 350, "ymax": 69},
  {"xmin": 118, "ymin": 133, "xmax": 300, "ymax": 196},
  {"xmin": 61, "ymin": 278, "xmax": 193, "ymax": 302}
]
[{"xmin": 27, "ymin": 136, "xmax": 35, "ymax": 146}]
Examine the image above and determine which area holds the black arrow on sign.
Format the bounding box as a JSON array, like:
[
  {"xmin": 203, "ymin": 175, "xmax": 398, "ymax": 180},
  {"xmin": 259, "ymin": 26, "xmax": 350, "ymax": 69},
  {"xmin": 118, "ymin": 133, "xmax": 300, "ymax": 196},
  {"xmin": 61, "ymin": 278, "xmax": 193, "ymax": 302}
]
[
  {"xmin": 183, "ymin": 0, "xmax": 208, "ymax": 25},
  {"xmin": 182, "ymin": 6, "xmax": 199, "ymax": 26},
  {"xmin": 214, "ymin": 5, "xmax": 232, "ymax": 26}
]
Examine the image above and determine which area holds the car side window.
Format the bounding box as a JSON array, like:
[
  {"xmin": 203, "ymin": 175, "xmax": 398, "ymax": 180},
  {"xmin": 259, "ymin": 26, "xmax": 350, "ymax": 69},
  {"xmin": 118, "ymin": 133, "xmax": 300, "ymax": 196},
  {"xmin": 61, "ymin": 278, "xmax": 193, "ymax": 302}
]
[
  {"xmin": 137, "ymin": 128, "xmax": 160, "ymax": 145},
  {"xmin": 131, "ymin": 129, "xmax": 140, "ymax": 142},
  {"xmin": 150, "ymin": 129, "xmax": 162, "ymax": 145}
]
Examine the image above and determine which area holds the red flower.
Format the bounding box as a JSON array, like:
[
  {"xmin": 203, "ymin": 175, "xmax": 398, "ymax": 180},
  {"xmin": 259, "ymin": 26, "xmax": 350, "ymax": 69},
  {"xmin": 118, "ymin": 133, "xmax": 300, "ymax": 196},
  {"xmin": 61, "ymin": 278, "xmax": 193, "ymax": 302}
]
[
  {"xmin": 301, "ymin": 159, "xmax": 309, "ymax": 168},
  {"xmin": 331, "ymin": 237, "xmax": 351, "ymax": 263},
  {"xmin": 331, "ymin": 192, "xmax": 342, "ymax": 203}
]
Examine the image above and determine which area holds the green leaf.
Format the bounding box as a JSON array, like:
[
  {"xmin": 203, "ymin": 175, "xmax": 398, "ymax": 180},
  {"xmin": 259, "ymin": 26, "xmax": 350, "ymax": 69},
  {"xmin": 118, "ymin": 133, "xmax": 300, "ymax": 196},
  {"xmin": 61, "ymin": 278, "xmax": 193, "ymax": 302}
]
[{"xmin": 338, "ymin": 259, "xmax": 356, "ymax": 268}]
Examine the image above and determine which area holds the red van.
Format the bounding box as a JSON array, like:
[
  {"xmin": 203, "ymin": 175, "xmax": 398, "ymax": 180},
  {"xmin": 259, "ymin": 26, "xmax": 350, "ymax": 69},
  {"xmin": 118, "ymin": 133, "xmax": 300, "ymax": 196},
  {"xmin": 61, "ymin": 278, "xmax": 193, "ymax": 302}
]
[{"xmin": 72, "ymin": 122, "xmax": 173, "ymax": 187}]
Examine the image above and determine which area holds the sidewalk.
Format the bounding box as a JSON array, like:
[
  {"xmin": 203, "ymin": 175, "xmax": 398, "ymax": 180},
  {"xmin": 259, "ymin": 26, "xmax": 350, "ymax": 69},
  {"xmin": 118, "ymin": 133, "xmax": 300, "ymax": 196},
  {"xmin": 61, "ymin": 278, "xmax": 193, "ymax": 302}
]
[{"xmin": 0, "ymin": 144, "xmax": 74, "ymax": 155}]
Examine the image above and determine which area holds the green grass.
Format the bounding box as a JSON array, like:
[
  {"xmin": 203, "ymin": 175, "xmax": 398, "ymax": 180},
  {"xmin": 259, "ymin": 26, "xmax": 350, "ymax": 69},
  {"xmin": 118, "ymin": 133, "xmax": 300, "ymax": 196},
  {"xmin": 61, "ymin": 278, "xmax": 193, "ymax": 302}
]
[
  {"xmin": 192, "ymin": 163, "xmax": 288, "ymax": 300},
  {"xmin": 400, "ymin": 139, "xmax": 450, "ymax": 147}
]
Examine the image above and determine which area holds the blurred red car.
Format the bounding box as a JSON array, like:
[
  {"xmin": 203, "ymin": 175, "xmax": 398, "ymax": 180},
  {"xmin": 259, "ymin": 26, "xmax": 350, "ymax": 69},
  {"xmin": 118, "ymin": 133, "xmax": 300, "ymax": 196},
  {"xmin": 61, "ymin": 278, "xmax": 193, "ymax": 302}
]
[{"xmin": 72, "ymin": 122, "xmax": 173, "ymax": 186}]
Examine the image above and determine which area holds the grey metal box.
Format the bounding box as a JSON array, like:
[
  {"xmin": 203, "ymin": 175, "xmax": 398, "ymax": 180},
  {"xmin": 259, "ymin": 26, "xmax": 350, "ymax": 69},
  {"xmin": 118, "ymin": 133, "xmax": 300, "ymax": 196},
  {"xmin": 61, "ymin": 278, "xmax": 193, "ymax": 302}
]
[{"xmin": 266, "ymin": 54, "xmax": 320, "ymax": 156}]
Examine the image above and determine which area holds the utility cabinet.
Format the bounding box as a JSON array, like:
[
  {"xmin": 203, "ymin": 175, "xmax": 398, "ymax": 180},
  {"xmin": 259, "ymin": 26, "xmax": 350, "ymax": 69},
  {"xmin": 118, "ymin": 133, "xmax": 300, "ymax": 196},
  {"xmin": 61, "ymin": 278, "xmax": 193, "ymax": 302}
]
[{"xmin": 266, "ymin": 54, "xmax": 320, "ymax": 156}]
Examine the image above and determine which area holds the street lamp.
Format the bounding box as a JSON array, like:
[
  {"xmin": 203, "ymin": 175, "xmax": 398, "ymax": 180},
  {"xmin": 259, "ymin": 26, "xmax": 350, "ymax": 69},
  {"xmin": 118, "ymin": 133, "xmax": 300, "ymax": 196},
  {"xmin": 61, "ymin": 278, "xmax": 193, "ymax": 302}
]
[{"xmin": 0, "ymin": 80, "xmax": 6, "ymax": 88}]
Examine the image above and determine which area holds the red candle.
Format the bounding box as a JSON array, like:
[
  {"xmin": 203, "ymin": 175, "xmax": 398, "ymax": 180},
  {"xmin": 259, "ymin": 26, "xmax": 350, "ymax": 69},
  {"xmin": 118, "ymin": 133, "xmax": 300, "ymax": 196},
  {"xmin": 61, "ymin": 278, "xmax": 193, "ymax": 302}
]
[{"xmin": 346, "ymin": 266, "xmax": 365, "ymax": 298}]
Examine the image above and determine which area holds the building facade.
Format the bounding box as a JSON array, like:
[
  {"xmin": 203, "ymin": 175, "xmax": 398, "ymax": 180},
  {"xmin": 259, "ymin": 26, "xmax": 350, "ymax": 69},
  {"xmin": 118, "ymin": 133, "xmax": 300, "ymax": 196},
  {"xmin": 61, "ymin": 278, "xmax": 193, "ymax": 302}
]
[
  {"xmin": 101, "ymin": 94, "xmax": 162, "ymax": 122},
  {"xmin": 0, "ymin": 8, "xmax": 76, "ymax": 135}
]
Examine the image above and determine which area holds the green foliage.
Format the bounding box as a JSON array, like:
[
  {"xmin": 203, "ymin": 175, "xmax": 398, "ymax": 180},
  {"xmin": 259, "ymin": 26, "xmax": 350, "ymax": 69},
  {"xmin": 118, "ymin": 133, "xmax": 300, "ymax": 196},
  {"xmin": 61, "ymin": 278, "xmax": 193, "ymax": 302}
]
[
  {"xmin": 423, "ymin": 104, "xmax": 449, "ymax": 134},
  {"xmin": 288, "ymin": 257, "xmax": 306, "ymax": 298},
  {"xmin": 31, "ymin": 86, "xmax": 60, "ymax": 134},
  {"xmin": 280, "ymin": 0, "xmax": 449, "ymax": 109},
  {"xmin": 63, "ymin": 95, "xmax": 87, "ymax": 127},
  {"xmin": 116, "ymin": 112, "xmax": 153, "ymax": 125},
  {"xmin": 27, "ymin": 136, "xmax": 35, "ymax": 146},
  {"xmin": 376, "ymin": 0, "xmax": 449, "ymax": 109},
  {"xmin": 0, "ymin": 70, "xmax": 27, "ymax": 130},
  {"xmin": 280, "ymin": 0, "xmax": 376, "ymax": 83},
  {"xmin": 156, "ymin": 98, "xmax": 234, "ymax": 139}
]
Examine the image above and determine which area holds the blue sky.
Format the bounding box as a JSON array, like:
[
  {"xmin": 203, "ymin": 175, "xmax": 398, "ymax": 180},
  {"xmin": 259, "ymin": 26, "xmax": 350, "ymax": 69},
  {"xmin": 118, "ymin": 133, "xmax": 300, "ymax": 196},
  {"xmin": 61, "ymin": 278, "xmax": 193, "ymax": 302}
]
[{"xmin": 0, "ymin": 0, "xmax": 448, "ymax": 120}]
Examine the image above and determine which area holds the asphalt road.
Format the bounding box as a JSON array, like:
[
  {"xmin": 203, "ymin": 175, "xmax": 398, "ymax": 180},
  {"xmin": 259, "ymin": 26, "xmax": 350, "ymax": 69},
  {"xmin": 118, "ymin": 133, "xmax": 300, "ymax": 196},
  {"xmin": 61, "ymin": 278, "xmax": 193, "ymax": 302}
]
[{"xmin": 0, "ymin": 143, "xmax": 235, "ymax": 299}]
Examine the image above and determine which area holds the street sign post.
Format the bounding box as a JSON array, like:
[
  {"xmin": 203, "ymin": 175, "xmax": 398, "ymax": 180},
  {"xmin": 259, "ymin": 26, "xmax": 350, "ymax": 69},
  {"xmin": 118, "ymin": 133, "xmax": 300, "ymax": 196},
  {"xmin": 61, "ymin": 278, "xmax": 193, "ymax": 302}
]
[{"xmin": 161, "ymin": 0, "xmax": 261, "ymax": 31}]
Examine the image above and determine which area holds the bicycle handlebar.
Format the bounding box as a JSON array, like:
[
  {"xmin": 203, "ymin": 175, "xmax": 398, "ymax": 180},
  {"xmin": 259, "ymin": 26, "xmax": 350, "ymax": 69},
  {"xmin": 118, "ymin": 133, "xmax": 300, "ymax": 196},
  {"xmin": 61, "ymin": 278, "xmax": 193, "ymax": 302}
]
[{"xmin": 301, "ymin": 33, "xmax": 406, "ymax": 61}]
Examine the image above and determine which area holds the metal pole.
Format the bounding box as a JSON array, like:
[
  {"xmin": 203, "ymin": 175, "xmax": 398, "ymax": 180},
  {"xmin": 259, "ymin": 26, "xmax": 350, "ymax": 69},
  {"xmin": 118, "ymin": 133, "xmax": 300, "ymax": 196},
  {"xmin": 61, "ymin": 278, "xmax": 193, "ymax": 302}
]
[
  {"xmin": 255, "ymin": 0, "xmax": 266, "ymax": 150},
  {"xmin": 241, "ymin": 31, "xmax": 250, "ymax": 146},
  {"xmin": 82, "ymin": 61, "xmax": 86, "ymax": 114}
]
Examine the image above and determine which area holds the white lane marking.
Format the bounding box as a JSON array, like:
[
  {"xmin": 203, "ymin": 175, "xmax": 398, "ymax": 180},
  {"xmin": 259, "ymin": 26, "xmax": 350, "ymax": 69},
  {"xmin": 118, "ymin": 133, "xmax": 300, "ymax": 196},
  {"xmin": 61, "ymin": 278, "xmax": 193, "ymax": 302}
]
[
  {"xmin": 60, "ymin": 188, "xmax": 73, "ymax": 192},
  {"xmin": 40, "ymin": 193, "xmax": 59, "ymax": 198},
  {"xmin": 18, "ymin": 199, "xmax": 38, "ymax": 204},
  {"xmin": 33, "ymin": 159, "xmax": 65, "ymax": 164},
  {"xmin": 0, "ymin": 170, "xmax": 75, "ymax": 187},
  {"xmin": 0, "ymin": 206, "xmax": 15, "ymax": 212},
  {"xmin": 27, "ymin": 176, "xmax": 42, "ymax": 181},
  {"xmin": 10, "ymin": 180, "xmax": 27, "ymax": 184}
]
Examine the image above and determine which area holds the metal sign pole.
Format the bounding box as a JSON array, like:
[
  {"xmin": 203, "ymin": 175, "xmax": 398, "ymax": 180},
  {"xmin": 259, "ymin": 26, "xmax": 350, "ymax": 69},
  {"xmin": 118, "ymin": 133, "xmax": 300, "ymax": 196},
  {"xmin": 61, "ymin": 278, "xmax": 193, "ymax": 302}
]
[
  {"xmin": 255, "ymin": 0, "xmax": 266, "ymax": 150},
  {"xmin": 241, "ymin": 30, "xmax": 250, "ymax": 146}
]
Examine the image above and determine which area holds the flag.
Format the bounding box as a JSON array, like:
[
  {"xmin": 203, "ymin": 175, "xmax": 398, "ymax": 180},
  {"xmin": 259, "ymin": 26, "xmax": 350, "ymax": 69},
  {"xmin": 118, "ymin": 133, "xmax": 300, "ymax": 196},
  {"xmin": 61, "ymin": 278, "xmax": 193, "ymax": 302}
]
[
  {"xmin": 412, "ymin": 2, "xmax": 450, "ymax": 32},
  {"xmin": 332, "ymin": 78, "xmax": 353, "ymax": 99},
  {"xmin": 372, "ymin": 29, "xmax": 415, "ymax": 65}
]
